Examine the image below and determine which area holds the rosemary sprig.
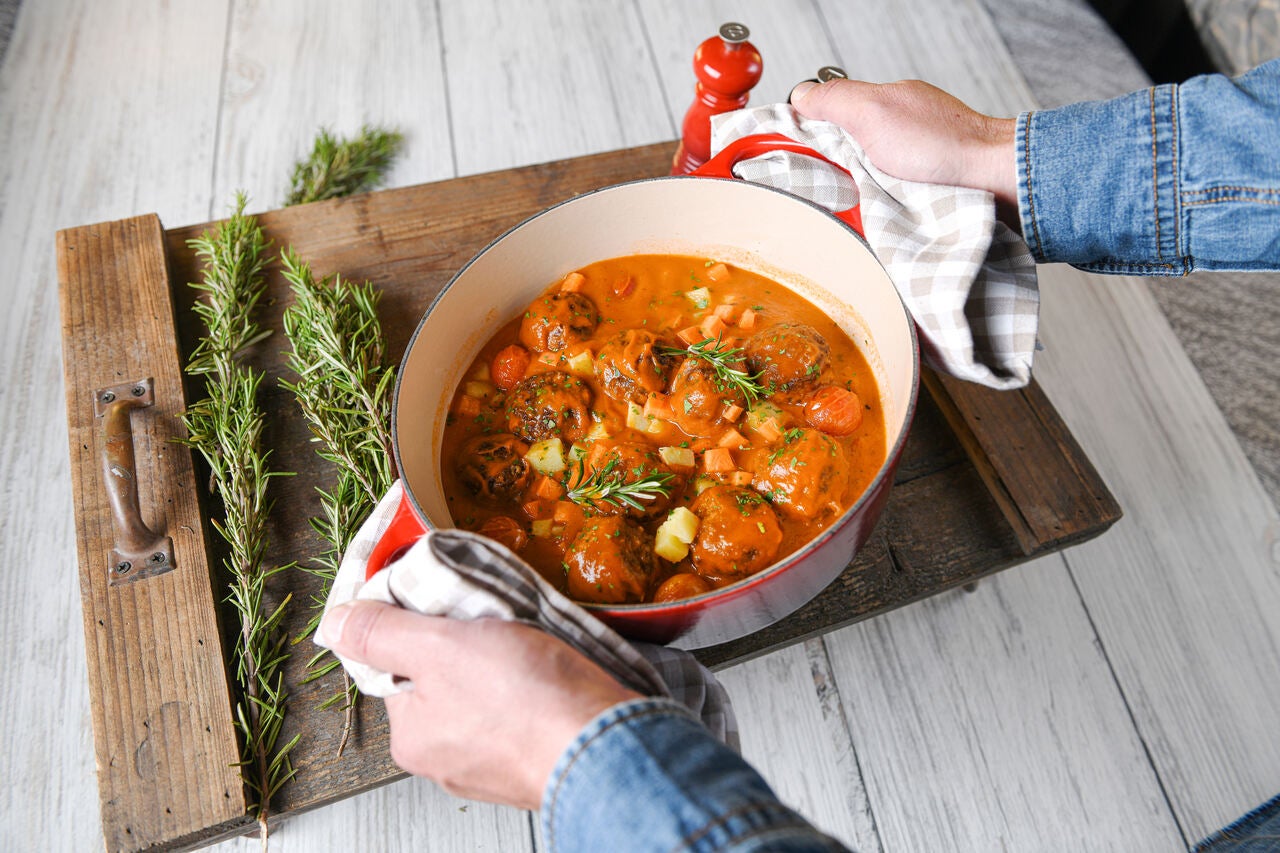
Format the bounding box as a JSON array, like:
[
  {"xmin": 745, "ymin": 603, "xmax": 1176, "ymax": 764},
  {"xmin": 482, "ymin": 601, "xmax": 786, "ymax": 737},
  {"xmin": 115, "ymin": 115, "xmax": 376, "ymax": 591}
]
[
  {"xmin": 284, "ymin": 125, "xmax": 404, "ymax": 206},
  {"xmin": 661, "ymin": 338, "xmax": 767, "ymax": 404},
  {"xmin": 280, "ymin": 250, "xmax": 397, "ymax": 753},
  {"xmin": 178, "ymin": 193, "xmax": 298, "ymax": 847},
  {"xmin": 565, "ymin": 457, "xmax": 675, "ymax": 511}
]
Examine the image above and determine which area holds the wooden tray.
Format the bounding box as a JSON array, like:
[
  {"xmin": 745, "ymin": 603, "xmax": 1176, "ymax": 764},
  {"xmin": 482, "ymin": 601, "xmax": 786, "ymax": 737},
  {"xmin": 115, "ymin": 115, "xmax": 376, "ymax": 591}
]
[{"xmin": 57, "ymin": 140, "xmax": 1121, "ymax": 851}]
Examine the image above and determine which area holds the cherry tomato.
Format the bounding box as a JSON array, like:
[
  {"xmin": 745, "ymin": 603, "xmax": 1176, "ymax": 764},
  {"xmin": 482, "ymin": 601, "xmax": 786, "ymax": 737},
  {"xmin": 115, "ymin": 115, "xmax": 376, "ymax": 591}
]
[
  {"xmin": 804, "ymin": 385, "xmax": 864, "ymax": 436},
  {"xmin": 490, "ymin": 344, "xmax": 531, "ymax": 391},
  {"xmin": 475, "ymin": 515, "xmax": 529, "ymax": 553}
]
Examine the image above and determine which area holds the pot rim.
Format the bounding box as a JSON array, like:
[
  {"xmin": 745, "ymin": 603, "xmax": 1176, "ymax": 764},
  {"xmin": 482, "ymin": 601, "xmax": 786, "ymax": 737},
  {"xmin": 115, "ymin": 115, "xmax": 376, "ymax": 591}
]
[{"xmin": 393, "ymin": 174, "xmax": 921, "ymax": 613}]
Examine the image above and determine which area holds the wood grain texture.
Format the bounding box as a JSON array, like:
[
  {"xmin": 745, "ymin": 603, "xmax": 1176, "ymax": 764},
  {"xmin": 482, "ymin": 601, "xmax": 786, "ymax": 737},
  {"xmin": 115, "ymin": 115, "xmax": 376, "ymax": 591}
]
[
  {"xmin": 824, "ymin": 563, "xmax": 1186, "ymax": 852},
  {"xmin": 213, "ymin": 0, "xmax": 456, "ymax": 214},
  {"xmin": 0, "ymin": 1, "xmax": 228, "ymax": 851},
  {"xmin": 58, "ymin": 215, "xmax": 249, "ymax": 851}
]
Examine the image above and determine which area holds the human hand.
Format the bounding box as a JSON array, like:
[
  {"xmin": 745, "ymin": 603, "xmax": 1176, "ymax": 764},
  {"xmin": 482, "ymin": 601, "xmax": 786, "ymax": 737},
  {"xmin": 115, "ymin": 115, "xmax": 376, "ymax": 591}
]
[
  {"xmin": 790, "ymin": 78, "xmax": 1018, "ymax": 223},
  {"xmin": 322, "ymin": 601, "xmax": 641, "ymax": 809}
]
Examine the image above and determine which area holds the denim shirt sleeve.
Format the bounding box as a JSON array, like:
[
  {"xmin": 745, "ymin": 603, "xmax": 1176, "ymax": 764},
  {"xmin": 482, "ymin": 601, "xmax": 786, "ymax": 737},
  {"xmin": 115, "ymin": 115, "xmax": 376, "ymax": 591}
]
[
  {"xmin": 1016, "ymin": 58, "xmax": 1280, "ymax": 275},
  {"xmin": 540, "ymin": 697, "xmax": 850, "ymax": 853}
]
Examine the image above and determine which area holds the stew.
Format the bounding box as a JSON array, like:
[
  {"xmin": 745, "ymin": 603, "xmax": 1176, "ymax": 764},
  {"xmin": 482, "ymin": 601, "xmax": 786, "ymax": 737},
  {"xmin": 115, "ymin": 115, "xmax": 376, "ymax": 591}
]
[{"xmin": 440, "ymin": 254, "xmax": 886, "ymax": 604}]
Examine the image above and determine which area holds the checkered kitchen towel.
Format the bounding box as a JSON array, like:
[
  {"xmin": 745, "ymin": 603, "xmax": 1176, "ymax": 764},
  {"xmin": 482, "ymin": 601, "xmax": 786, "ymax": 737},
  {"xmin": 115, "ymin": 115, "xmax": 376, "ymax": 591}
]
[
  {"xmin": 314, "ymin": 480, "xmax": 738, "ymax": 748},
  {"xmin": 713, "ymin": 103, "xmax": 1039, "ymax": 390}
]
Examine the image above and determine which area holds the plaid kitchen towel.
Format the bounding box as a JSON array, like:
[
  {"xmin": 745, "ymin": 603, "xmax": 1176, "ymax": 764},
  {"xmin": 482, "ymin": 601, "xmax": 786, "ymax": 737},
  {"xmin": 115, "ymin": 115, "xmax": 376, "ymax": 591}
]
[
  {"xmin": 314, "ymin": 480, "xmax": 738, "ymax": 748},
  {"xmin": 712, "ymin": 103, "xmax": 1039, "ymax": 390}
]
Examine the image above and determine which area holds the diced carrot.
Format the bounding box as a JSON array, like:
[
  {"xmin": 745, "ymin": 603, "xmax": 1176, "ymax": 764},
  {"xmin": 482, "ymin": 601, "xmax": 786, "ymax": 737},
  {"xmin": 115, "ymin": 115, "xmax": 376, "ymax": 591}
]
[
  {"xmin": 722, "ymin": 403, "xmax": 745, "ymax": 422},
  {"xmin": 537, "ymin": 351, "xmax": 561, "ymax": 367},
  {"xmin": 756, "ymin": 416, "xmax": 783, "ymax": 443},
  {"xmin": 702, "ymin": 446, "xmax": 735, "ymax": 473},
  {"xmin": 455, "ymin": 394, "xmax": 482, "ymax": 417},
  {"xmin": 644, "ymin": 392, "xmax": 674, "ymax": 420},
  {"xmin": 727, "ymin": 470, "xmax": 754, "ymax": 486},
  {"xmin": 584, "ymin": 442, "xmax": 611, "ymax": 470},
  {"xmin": 553, "ymin": 501, "xmax": 584, "ymax": 525},
  {"xmin": 717, "ymin": 427, "xmax": 748, "ymax": 449},
  {"xmin": 713, "ymin": 302, "xmax": 739, "ymax": 323},
  {"xmin": 613, "ymin": 275, "xmax": 635, "ymax": 297},
  {"xmin": 677, "ymin": 325, "xmax": 704, "ymax": 346},
  {"xmin": 705, "ymin": 262, "xmax": 731, "ymax": 283},
  {"xmin": 533, "ymin": 475, "xmax": 564, "ymax": 501},
  {"xmin": 699, "ymin": 314, "xmax": 728, "ymax": 340},
  {"xmin": 521, "ymin": 499, "xmax": 548, "ymax": 520},
  {"xmin": 490, "ymin": 344, "xmax": 532, "ymax": 391},
  {"xmin": 805, "ymin": 385, "xmax": 864, "ymax": 436},
  {"xmin": 737, "ymin": 308, "xmax": 757, "ymax": 330},
  {"xmin": 560, "ymin": 272, "xmax": 585, "ymax": 292}
]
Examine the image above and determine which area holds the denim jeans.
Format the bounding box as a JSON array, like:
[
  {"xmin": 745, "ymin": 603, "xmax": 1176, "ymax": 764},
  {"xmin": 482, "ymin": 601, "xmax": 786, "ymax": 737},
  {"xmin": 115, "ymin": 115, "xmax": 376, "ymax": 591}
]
[
  {"xmin": 1017, "ymin": 58, "xmax": 1280, "ymax": 275},
  {"xmin": 540, "ymin": 698, "xmax": 848, "ymax": 852}
]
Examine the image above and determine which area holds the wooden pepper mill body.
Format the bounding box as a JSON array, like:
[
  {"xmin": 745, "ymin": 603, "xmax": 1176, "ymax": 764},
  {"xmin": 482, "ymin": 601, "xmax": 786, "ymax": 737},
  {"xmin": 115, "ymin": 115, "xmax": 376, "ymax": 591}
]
[{"xmin": 670, "ymin": 22, "xmax": 763, "ymax": 175}]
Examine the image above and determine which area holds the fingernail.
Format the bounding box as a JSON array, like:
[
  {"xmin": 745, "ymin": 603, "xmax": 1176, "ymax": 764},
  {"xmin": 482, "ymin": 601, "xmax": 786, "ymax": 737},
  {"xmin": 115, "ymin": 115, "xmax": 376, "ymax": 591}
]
[
  {"xmin": 789, "ymin": 80, "xmax": 817, "ymax": 104},
  {"xmin": 322, "ymin": 603, "xmax": 353, "ymax": 643}
]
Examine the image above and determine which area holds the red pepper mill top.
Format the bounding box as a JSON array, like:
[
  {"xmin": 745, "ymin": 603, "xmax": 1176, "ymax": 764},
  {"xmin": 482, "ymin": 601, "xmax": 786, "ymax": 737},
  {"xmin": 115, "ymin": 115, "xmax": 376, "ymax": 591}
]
[{"xmin": 670, "ymin": 22, "xmax": 764, "ymax": 175}]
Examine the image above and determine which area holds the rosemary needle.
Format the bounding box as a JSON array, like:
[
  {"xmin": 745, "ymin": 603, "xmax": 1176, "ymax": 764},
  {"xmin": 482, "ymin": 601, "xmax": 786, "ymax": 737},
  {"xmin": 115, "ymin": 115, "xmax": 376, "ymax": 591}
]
[
  {"xmin": 284, "ymin": 125, "xmax": 404, "ymax": 206},
  {"xmin": 566, "ymin": 457, "xmax": 675, "ymax": 511},
  {"xmin": 280, "ymin": 250, "xmax": 397, "ymax": 752},
  {"xmin": 179, "ymin": 193, "xmax": 297, "ymax": 847},
  {"xmin": 660, "ymin": 338, "xmax": 768, "ymax": 404}
]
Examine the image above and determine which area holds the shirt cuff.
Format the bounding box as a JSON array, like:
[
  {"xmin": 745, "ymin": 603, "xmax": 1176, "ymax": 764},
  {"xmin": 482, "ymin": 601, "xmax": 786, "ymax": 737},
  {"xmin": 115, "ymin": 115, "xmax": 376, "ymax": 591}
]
[
  {"xmin": 1016, "ymin": 85, "xmax": 1188, "ymax": 276},
  {"xmin": 540, "ymin": 697, "xmax": 847, "ymax": 853}
]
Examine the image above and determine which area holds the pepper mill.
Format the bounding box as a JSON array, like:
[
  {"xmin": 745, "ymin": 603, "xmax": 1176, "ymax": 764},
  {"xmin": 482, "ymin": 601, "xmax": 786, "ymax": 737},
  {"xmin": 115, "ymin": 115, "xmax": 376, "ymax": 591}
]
[{"xmin": 670, "ymin": 22, "xmax": 763, "ymax": 175}]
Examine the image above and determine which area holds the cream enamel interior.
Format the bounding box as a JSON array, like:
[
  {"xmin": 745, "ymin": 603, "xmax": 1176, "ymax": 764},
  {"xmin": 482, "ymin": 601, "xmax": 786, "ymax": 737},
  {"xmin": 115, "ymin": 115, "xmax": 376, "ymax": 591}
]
[{"xmin": 395, "ymin": 178, "xmax": 917, "ymax": 528}]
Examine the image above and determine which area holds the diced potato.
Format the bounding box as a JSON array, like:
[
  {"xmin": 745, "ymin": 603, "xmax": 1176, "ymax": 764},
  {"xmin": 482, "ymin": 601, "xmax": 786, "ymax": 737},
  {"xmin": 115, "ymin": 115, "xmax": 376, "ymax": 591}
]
[
  {"xmin": 626, "ymin": 401, "xmax": 663, "ymax": 435},
  {"xmin": 662, "ymin": 506, "xmax": 700, "ymax": 544},
  {"xmin": 526, "ymin": 438, "xmax": 566, "ymax": 476},
  {"xmin": 531, "ymin": 519, "xmax": 555, "ymax": 538},
  {"xmin": 566, "ymin": 349, "xmax": 594, "ymax": 377},
  {"xmin": 654, "ymin": 528, "xmax": 690, "ymax": 562},
  {"xmin": 685, "ymin": 286, "xmax": 712, "ymax": 309},
  {"xmin": 468, "ymin": 362, "xmax": 491, "ymax": 382},
  {"xmin": 658, "ymin": 446, "xmax": 696, "ymax": 468},
  {"xmin": 464, "ymin": 380, "xmax": 495, "ymax": 400},
  {"xmin": 584, "ymin": 421, "xmax": 611, "ymax": 442},
  {"xmin": 744, "ymin": 401, "xmax": 786, "ymax": 432},
  {"xmin": 693, "ymin": 474, "xmax": 719, "ymax": 494},
  {"xmin": 568, "ymin": 442, "xmax": 590, "ymax": 463}
]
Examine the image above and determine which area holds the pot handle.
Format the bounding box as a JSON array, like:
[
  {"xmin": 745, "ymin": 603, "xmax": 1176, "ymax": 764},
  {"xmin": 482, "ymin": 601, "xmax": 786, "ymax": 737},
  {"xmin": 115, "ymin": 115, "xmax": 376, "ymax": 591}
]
[
  {"xmin": 689, "ymin": 132, "xmax": 864, "ymax": 236},
  {"xmin": 365, "ymin": 490, "xmax": 429, "ymax": 580}
]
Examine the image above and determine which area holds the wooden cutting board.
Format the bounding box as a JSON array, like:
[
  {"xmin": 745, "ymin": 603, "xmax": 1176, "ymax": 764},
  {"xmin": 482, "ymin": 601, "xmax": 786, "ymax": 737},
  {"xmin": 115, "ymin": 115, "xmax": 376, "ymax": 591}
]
[{"xmin": 57, "ymin": 140, "xmax": 1121, "ymax": 851}]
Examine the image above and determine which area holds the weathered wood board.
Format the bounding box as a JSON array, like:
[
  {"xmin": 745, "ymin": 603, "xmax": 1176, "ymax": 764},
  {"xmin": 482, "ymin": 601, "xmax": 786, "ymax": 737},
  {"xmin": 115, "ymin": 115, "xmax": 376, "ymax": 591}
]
[{"xmin": 58, "ymin": 140, "xmax": 1120, "ymax": 850}]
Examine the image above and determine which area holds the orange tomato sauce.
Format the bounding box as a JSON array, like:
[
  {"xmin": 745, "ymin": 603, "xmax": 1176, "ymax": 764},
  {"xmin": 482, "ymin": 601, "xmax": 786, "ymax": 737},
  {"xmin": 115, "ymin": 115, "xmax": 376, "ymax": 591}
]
[{"xmin": 440, "ymin": 254, "xmax": 886, "ymax": 603}]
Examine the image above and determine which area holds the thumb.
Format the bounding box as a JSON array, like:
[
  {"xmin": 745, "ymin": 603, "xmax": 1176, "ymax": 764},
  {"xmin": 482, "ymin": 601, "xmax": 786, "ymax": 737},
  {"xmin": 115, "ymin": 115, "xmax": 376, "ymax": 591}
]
[
  {"xmin": 322, "ymin": 600, "xmax": 439, "ymax": 678},
  {"xmin": 789, "ymin": 78, "xmax": 873, "ymax": 124}
]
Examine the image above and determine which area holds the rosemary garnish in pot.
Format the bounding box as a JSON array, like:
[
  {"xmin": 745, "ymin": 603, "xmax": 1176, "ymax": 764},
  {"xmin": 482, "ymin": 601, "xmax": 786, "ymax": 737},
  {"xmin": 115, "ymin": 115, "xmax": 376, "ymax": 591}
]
[
  {"xmin": 178, "ymin": 193, "xmax": 298, "ymax": 847},
  {"xmin": 280, "ymin": 250, "xmax": 396, "ymax": 755},
  {"xmin": 661, "ymin": 338, "xmax": 767, "ymax": 404},
  {"xmin": 284, "ymin": 125, "xmax": 404, "ymax": 206},
  {"xmin": 566, "ymin": 457, "xmax": 675, "ymax": 511}
]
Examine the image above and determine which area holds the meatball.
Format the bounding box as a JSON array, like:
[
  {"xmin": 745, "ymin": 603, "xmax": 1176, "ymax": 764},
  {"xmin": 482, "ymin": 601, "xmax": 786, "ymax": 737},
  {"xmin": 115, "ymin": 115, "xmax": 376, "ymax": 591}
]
[
  {"xmin": 504, "ymin": 371, "xmax": 592, "ymax": 443},
  {"xmin": 667, "ymin": 356, "xmax": 746, "ymax": 438},
  {"xmin": 519, "ymin": 291, "xmax": 599, "ymax": 353},
  {"xmin": 750, "ymin": 428, "xmax": 850, "ymax": 519},
  {"xmin": 743, "ymin": 323, "xmax": 829, "ymax": 393},
  {"xmin": 565, "ymin": 442, "xmax": 680, "ymax": 518},
  {"xmin": 456, "ymin": 434, "xmax": 531, "ymax": 504},
  {"xmin": 689, "ymin": 485, "xmax": 783, "ymax": 581},
  {"xmin": 564, "ymin": 516, "xmax": 658, "ymax": 604},
  {"xmin": 594, "ymin": 329, "xmax": 676, "ymax": 405}
]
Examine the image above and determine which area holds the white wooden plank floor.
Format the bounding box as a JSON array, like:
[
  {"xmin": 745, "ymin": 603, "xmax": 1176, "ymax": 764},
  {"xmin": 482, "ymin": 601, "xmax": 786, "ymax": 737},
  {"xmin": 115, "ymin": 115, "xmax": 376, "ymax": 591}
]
[{"xmin": 1, "ymin": 1, "xmax": 1277, "ymax": 851}]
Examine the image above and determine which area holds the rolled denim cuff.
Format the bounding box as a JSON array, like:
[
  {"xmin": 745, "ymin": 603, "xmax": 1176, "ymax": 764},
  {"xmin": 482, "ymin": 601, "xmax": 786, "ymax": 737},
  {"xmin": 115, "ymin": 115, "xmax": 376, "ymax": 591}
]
[
  {"xmin": 1016, "ymin": 87, "xmax": 1189, "ymax": 276},
  {"xmin": 540, "ymin": 697, "xmax": 846, "ymax": 852}
]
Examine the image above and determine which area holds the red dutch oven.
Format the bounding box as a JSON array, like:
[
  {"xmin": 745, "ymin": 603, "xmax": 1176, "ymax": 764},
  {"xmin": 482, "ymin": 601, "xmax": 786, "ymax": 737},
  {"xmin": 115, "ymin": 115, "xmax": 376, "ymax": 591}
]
[{"xmin": 367, "ymin": 137, "xmax": 919, "ymax": 649}]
